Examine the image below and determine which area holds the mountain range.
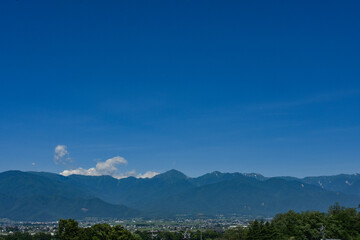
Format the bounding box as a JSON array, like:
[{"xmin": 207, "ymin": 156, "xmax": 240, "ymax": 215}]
[{"xmin": 0, "ymin": 170, "xmax": 359, "ymax": 221}]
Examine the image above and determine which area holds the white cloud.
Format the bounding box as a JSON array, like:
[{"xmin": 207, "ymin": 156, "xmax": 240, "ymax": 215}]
[
  {"xmin": 60, "ymin": 167, "xmax": 100, "ymax": 177},
  {"xmin": 54, "ymin": 145, "xmax": 71, "ymax": 165},
  {"xmin": 137, "ymin": 171, "xmax": 159, "ymax": 179},
  {"xmin": 59, "ymin": 156, "xmax": 158, "ymax": 179},
  {"xmin": 115, "ymin": 170, "xmax": 159, "ymax": 179},
  {"xmin": 95, "ymin": 156, "xmax": 127, "ymax": 175}
]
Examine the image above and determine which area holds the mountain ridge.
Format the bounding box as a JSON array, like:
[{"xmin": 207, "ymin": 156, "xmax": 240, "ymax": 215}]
[{"xmin": 1, "ymin": 169, "xmax": 360, "ymax": 221}]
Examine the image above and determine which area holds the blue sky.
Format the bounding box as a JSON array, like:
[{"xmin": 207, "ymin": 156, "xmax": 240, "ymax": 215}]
[{"xmin": 0, "ymin": 0, "xmax": 359, "ymax": 178}]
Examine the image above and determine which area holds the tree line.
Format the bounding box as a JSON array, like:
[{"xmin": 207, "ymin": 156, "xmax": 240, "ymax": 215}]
[{"xmin": 1, "ymin": 203, "xmax": 360, "ymax": 240}]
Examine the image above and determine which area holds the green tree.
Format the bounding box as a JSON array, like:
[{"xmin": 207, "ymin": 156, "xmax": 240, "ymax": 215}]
[
  {"xmin": 109, "ymin": 225, "xmax": 133, "ymax": 240},
  {"xmin": 222, "ymin": 226, "xmax": 247, "ymax": 240},
  {"xmin": 32, "ymin": 232, "xmax": 52, "ymax": 240},
  {"xmin": 58, "ymin": 219, "xmax": 80, "ymax": 240}
]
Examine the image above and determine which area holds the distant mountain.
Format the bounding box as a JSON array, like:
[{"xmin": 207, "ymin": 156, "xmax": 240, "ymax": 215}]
[
  {"xmin": 276, "ymin": 173, "xmax": 360, "ymax": 196},
  {"xmin": 143, "ymin": 176, "xmax": 359, "ymax": 217},
  {"xmin": 68, "ymin": 169, "xmax": 195, "ymax": 210},
  {"xmin": 0, "ymin": 171, "xmax": 138, "ymax": 221},
  {"xmin": 0, "ymin": 195, "xmax": 137, "ymax": 222},
  {"xmin": 191, "ymin": 171, "xmax": 266, "ymax": 187},
  {"xmin": 301, "ymin": 174, "xmax": 360, "ymax": 194},
  {"xmin": 0, "ymin": 170, "xmax": 90, "ymax": 199},
  {"xmin": 153, "ymin": 169, "xmax": 189, "ymax": 182},
  {"xmin": 345, "ymin": 180, "xmax": 360, "ymax": 196},
  {"xmin": 0, "ymin": 170, "xmax": 359, "ymax": 221}
]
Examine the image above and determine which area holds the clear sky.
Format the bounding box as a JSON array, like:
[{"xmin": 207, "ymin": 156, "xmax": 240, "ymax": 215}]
[{"xmin": 0, "ymin": 0, "xmax": 359, "ymax": 178}]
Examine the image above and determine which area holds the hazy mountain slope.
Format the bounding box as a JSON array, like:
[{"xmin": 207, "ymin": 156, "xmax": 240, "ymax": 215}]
[
  {"xmin": 343, "ymin": 179, "xmax": 360, "ymax": 196},
  {"xmin": 191, "ymin": 171, "xmax": 267, "ymax": 187},
  {"xmin": 62, "ymin": 169, "xmax": 196, "ymax": 208},
  {"xmin": 0, "ymin": 171, "xmax": 91, "ymax": 199},
  {"xmin": 65, "ymin": 174, "xmax": 124, "ymax": 204},
  {"xmin": 145, "ymin": 177, "xmax": 360, "ymax": 216},
  {"xmin": 0, "ymin": 195, "xmax": 138, "ymax": 221},
  {"xmin": 302, "ymin": 174, "xmax": 360, "ymax": 194},
  {"xmin": 0, "ymin": 171, "xmax": 138, "ymax": 221},
  {"xmin": 1, "ymin": 170, "xmax": 360, "ymax": 221}
]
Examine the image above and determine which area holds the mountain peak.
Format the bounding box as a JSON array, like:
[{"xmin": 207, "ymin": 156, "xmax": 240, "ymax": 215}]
[
  {"xmin": 154, "ymin": 169, "xmax": 188, "ymax": 180},
  {"xmin": 242, "ymin": 173, "xmax": 267, "ymax": 181},
  {"xmin": 210, "ymin": 171, "xmax": 222, "ymax": 176}
]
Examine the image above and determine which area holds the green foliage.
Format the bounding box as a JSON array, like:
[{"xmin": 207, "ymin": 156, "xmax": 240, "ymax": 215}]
[
  {"xmin": 32, "ymin": 232, "xmax": 53, "ymax": 240},
  {"xmin": 220, "ymin": 203, "xmax": 360, "ymax": 240},
  {"xmin": 58, "ymin": 219, "xmax": 134, "ymax": 240},
  {"xmin": 0, "ymin": 232, "xmax": 53, "ymax": 240},
  {"xmin": 239, "ymin": 203, "xmax": 360, "ymax": 240},
  {"xmin": 222, "ymin": 226, "xmax": 247, "ymax": 240},
  {"xmin": 59, "ymin": 219, "xmax": 79, "ymax": 240},
  {"xmin": 245, "ymin": 220, "xmax": 278, "ymax": 240},
  {"xmin": 325, "ymin": 202, "xmax": 360, "ymax": 239}
]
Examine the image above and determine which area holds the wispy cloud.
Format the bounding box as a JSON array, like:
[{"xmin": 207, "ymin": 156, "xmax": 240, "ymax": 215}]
[
  {"xmin": 250, "ymin": 89, "xmax": 360, "ymax": 111},
  {"xmin": 59, "ymin": 156, "xmax": 159, "ymax": 179},
  {"xmin": 54, "ymin": 145, "xmax": 71, "ymax": 165}
]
